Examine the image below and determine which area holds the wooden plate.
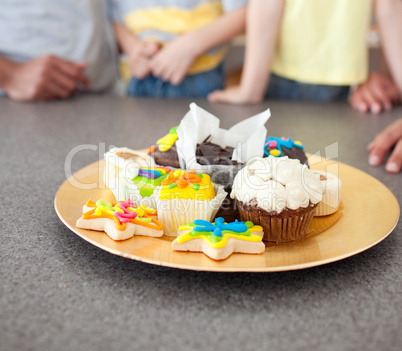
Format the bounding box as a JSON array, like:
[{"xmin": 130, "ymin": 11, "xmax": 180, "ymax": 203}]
[{"xmin": 54, "ymin": 156, "xmax": 399, "ymax": 272}]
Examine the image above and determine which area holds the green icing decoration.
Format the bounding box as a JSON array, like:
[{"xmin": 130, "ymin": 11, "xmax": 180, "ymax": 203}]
[
  {"xmin": 168, "ymin": 183, "xmax": 177, "ymax": 189},
  {"xmin": 192, "ymin": 183, "xmax": 200, "ymax": 191},
  {"xmin": 135, "ymin": 217, "xmax": 152, "ymax": 223},
  {"xmin": 210, "ymin": 234, "xmax": 222, "ymax": 243},
  {"xmin": 196, "ymin": 173, "xmax": 203, "ymax": 178},
  {"xmin": 132, "ymin": 173, "xmax": 169, "ymax": 198},
  {"xmin": 96, "ymin": 200, "xmax": 113, "ymax": 210},
  {"xmin": 169, "ymin": 126, "xmax": 178, "ymax": 134},
  {"xmin": 245, "ymin": 221, "xmax": 254, "ymax": 229}
]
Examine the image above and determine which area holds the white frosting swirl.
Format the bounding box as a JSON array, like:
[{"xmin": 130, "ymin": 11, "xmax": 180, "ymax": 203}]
[
  {"xmin": 256, "ymin": 180, "xmax": 287, "ymax": 212},
  {"xmin": 285, "ymin": 181, "xmax": 309, "ymax": 209},
  {"xmin": 231, "ymin": 156, "xmax": 325, "ymax": 212}
]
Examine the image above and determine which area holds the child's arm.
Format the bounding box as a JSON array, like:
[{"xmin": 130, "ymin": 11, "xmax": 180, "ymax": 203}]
[
  {"xmin": 375, "ymin": 0, "xmax": 402, "ymax": 98},
  {"xmin": 113, "ymin": 23, "xmax": 159, "ymax": 79},
  {"xmin": 208, "ymin": 0, "xmax": 284, "ymax": 104},
  {"xmin": 149, "ymin": 6, "xmax": 247, "ymax": 85}
]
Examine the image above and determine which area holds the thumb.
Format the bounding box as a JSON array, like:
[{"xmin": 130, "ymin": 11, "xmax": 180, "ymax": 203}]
[{"xmin": 207, "ymin": 90, "xmax": 226, "ymax": 103}]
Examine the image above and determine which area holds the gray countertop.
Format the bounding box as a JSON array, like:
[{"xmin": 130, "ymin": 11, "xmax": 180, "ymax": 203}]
[{"xmin": 1, "ymin": 95, "xmax": 401, "ymax": 351}]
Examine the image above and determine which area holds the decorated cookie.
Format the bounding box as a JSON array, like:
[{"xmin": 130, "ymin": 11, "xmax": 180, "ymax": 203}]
[
  {"xmin": 159, "ymin": 169, "xmax": 215, "ymax": 200},
  {"xmin": 264, "ymin": 137, "xmax": 308, "ymax": 166},
  {"xmin": 76, "ymin": 199, "xmax": 163, "ymax": 241},
  {"xmin": 172, "ymin": 217, "xmax": 265, "ymax": 260}
]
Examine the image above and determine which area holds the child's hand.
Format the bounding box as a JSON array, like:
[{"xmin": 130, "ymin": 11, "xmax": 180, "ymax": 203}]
[
  {"xmin": 368, "ymin": 118, "xmax": 402, "ymax": 173},
  {"xmin": 350, "ymin": 73, "xmax": 401, "ymax": 114},
  {"xmin": 127, "ymin": 41, "xmax": 159, "ymax": 79},
  {"xmin": 208, "ymin": 85, "xmax": 263, "ymax": 104},
  {"xmin": 150, "ymin": 36, "xmax": 197, "ymax": 85}
]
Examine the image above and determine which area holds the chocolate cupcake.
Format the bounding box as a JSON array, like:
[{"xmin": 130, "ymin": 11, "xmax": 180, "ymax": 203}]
[
  {"xmin": 231, "ymin": 156, "xmax": 324, "ymax": 242},
  {"xmin": 264, "ymin": 137, "xmax": 308, "ymax": 166}
]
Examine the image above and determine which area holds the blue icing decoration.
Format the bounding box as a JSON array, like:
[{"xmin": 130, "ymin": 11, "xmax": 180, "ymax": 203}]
[
  {"xmin": 193, "ymin": 217, "xmax": 248, "ymax": 234},
  {"xmin": 264, "ymin": 137, "xmax": 304, "ymax": 157}
]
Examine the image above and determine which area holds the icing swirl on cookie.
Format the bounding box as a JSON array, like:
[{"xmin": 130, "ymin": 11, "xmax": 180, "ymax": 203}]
[
  {"xmin": 178, "ymin": 217, "xmax": 263, "ymax": 249},
  {"xmin": 83, "ymin": 199, "xmax": 162, "ymax": 231}
]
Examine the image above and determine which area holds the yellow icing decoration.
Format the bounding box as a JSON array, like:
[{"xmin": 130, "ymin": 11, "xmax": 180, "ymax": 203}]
[
  {"xmin": 294, "ymin": 140, "xmax": 303, "ymax": 146},
  {"xmin": 156, "ymin": 127, "xmax": 178, "ymax": 152},
  {"xmin": 177, "ymin": 232, "xmax": 262, "ymax": 249},
  {"xmin": 270, "ymin": 149, "xmax": 281, "ymax": 156}
]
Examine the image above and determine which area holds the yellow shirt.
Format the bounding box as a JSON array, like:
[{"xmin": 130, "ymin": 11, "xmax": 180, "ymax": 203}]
[
  {"xmin": 271, "ymin": 0, "xmax": 373, "ymax": 86},
  {"xmin": 117, "ymin": 1, "xmax": 240, "ymax": 81}
]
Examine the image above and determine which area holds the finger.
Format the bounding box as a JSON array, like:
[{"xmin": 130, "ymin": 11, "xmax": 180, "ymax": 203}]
[
  {"xmin": 170, "ymin": 69, "xmax": 186, "ymax": 85},
  {"xmin": 370, "ymin": 83, "xmax": 392, "ymax": 111},
  {"xmin": 150, "ymin": 58, "xmax": 162, "ymax": 78},
  {"xmin": 44, "ymin": 79, "xmax": 75, "ymax": 99},
  {"xmin": 368, "ymin": 120, "xmax": 402, "ymax": 166},
  {"xmin": 132, "ymin": 58, "xmax": 151, "ymax": 79},
  {"xmin": 385, "ymin": 139, "xmax": 402, "ymax": 173},
  {"xmin": 48, "ymin": 67, "xmax": 79, "ymax": 92},
  {"xmin": 52, "ymin": 58, "xmax": 90, "ymax": 88},
  {"xmin": 360, "ymin": 85, "xmax": 382, "ymax": 114},
  {"xmin": 349, "ymin": 87, "xmax": 369, "ymax": 113}
]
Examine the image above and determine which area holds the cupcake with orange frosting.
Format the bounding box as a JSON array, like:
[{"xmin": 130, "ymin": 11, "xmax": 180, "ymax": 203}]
[{"xmin": 155, "ymin": 169, "xmax": 227, "ymax": 236}]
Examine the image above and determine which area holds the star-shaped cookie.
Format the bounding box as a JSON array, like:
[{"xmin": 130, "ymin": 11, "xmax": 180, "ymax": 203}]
[
  {"xmin": 76, "ymin": 199, "xmax": 163, "ymax": 241},
  {"xmin": 172, "ymin": 217, "xmax": 265, "ymax": 260}
]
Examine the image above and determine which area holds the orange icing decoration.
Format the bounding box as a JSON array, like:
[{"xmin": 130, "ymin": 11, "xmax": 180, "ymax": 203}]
[{"xmin": 162, "ymin": 169, "xmax": 202, "ymax": 188}]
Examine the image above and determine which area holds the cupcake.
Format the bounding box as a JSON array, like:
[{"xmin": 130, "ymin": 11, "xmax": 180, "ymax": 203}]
[
  {"xmin": 155, "ymin": 169, "xmax": 227, "ymax": 236},
  {"xmin": 264, "ymin": 137, "xmax": 308, "ymax": 166},
  {"xmin": 104, "ymin": 147, "xmax": 156, "ymax": 201},
  {"xmin": 118, "ymin": 166, "xmax": 171, "ymax": 208},
  {"xmin": 312, "ymin": 170, "xmax": 342, "ymax": 216},
  {"xmin": 231, "ymin": 156, "xmax": 324, "ymax": 242}
]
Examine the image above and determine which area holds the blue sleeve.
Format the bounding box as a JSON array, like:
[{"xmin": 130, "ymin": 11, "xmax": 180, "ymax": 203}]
[{"xmin": 107, "ymin": 0, "xmax": 123, "ymax": 22}]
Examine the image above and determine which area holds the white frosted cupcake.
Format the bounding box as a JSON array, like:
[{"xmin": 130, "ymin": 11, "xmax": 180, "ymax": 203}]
[
  {"xmin": 312, "ymin": 170, "xmax": 342, "ymax": 216},
  {"xmin": 104, "ymin": 147, "xmax": 155, "ymax": 201},
  {"xmin": 231, "ymin": 156, "xmax": 324, "ymax": 242}
]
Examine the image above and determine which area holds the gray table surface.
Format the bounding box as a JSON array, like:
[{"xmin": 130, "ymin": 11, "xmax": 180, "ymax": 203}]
[{"xmin": 1, "ymin": 95, "xmax": 401, "ymax": 351}]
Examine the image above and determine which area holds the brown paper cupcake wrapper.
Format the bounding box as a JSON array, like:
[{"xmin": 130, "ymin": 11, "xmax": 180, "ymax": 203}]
[{"xmin": 237, "ymin": 200, "xmax": 317, "ymax": 243}]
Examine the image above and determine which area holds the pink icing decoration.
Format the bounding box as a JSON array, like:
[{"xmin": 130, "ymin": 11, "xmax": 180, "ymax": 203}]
[
  {"xmin": 265, "ymin": 140, "xmax": 277, "ymax": 148},
  {"xmin": 114, "ymin": 199, "xmax": 137, "ymax": 223}
]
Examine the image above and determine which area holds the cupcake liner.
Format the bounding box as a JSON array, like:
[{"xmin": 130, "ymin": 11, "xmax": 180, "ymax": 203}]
[
  {"xmin": 176, "ymin": 103, "xmax": 270, "ymax": 188},
  {"xmin": 237, "ymin": 200, "xmax": 317, "ymax": 243},
  {"xmin": 156, "ymin": 184, "xmax": 227, "ymax": 236}
]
